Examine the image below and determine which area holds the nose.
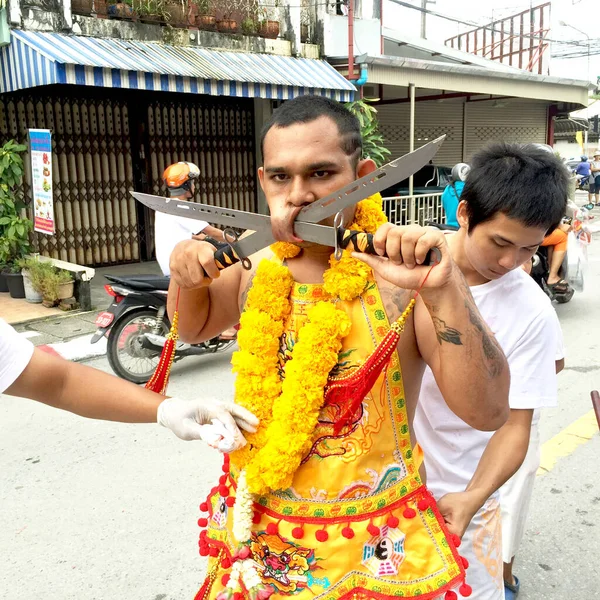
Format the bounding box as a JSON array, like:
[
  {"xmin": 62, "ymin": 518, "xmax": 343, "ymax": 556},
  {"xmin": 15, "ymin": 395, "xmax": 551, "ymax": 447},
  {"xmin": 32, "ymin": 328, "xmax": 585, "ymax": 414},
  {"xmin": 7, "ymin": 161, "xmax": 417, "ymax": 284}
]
[
  {"xmin": 497, "ymin": 249, "xmax": 520, "ymax": 271},
  {"xmin": 287, "ymin": 177, "xmax": 316, "ymax": 207}
]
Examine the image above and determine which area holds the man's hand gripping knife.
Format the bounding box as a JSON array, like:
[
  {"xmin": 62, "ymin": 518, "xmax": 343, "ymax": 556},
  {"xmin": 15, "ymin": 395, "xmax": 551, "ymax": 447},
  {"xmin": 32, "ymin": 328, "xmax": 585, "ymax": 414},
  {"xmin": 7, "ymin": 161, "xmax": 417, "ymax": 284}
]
[{"xmin": 354, "ymin": 223, "xmax": 510, "ymax": 433}]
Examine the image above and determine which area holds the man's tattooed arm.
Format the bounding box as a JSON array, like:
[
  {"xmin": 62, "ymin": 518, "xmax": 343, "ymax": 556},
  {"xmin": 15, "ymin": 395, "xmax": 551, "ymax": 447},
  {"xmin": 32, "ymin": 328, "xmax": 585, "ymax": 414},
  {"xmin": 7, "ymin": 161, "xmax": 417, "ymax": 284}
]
[
  {"xmin": 431, "ymin": 316, "xmax": 463, "ymax": 346},
  {"xmin": 239, "ymin": 272, "xmax": 255, "ymax": 314}
]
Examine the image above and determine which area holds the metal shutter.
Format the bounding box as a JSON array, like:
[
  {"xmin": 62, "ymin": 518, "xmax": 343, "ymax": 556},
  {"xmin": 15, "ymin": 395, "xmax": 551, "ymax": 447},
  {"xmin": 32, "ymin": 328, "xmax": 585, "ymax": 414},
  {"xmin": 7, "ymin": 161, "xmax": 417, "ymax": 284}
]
[
  {"xmin": 377, "ymin": 100, "xmax": 464, "ymax": 166},
  {"xmin": 464, "ymin": 100, "xmax": 548, "ymax": 160}
]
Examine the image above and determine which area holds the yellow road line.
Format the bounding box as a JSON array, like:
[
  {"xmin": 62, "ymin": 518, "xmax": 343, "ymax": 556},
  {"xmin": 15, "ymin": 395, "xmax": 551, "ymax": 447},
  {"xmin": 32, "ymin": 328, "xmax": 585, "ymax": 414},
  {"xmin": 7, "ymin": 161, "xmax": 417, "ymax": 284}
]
[{"xmin": 537, "ymin": 410, "xmax": 599, "ymax": 476}]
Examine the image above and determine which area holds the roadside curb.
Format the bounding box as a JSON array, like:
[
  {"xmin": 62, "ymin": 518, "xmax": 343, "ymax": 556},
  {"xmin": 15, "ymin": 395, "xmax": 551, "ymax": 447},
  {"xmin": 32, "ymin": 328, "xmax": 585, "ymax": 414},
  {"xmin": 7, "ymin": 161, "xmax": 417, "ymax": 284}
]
[{"xmin": 37, "ymin": 333, "xmax": 107, "ymax": 362}]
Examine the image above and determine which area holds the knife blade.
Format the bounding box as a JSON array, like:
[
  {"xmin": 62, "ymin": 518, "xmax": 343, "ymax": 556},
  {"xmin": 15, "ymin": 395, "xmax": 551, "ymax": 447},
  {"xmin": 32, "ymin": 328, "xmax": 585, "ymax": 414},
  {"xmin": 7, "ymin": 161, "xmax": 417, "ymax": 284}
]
[{"xmin": 298, "ymin": 135, "xmax": 445, "ymax": 224}]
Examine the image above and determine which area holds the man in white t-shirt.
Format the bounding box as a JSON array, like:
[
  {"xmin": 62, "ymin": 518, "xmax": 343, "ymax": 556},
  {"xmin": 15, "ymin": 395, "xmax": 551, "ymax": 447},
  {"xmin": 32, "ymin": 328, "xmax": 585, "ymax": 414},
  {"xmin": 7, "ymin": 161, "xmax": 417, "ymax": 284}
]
[
  {"xmin": 1, "ymin": 318, "xmax": 256, "ymax": 446},
  {"xmin": 155, "ymin": 162, "xmax": 226, "ymax": 277},
  {"xmin": 413, "ymin": 142, "xmax": 569, "ymax": 600}
]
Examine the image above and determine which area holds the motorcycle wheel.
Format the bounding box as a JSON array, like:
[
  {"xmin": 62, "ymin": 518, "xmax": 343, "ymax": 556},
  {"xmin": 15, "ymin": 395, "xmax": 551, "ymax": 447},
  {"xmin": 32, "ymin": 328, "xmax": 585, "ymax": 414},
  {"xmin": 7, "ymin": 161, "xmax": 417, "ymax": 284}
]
[{"xmin": 107, "ymin": 308, "xmax": 170, "ymax": 384}]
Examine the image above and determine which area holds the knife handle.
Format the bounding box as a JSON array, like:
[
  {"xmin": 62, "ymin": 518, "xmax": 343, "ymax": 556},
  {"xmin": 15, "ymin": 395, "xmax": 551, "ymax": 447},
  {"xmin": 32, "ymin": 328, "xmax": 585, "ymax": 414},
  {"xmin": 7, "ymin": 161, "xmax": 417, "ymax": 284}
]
[
  {"xmin": 212, "ymin": 243, "xmax": 245, "ymax": 271},
  {"xmin": 338, "ymin": 229, "xmax": 441, "ymax": 266}
]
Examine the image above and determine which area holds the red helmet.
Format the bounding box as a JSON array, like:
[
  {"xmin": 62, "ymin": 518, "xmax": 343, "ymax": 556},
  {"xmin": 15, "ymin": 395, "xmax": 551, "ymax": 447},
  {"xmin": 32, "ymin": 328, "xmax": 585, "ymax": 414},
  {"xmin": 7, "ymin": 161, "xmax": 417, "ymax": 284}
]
[{"xmin": 162, "ymin": 162, "xmax": 200, "ymax": 196}]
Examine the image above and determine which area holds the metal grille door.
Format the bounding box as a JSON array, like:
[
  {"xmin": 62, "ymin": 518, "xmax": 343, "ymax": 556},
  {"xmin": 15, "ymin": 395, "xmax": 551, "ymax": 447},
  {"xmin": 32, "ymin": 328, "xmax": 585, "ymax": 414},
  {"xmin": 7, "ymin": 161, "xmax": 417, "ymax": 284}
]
[{"xmin": 0, "ymin": 93, "xmax": 139, "ymax": 266}]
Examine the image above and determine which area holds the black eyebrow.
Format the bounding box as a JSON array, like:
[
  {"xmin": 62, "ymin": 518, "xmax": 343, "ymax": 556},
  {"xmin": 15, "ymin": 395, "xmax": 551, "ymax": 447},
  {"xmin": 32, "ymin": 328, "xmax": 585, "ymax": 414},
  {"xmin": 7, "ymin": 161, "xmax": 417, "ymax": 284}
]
[
  {"xmin": 264, "ymin": 161, "xmax": 338, "ymax": 174},
  {"xmin": 496, "ymin": 234, "xmax": 543, "ymax": 248}
]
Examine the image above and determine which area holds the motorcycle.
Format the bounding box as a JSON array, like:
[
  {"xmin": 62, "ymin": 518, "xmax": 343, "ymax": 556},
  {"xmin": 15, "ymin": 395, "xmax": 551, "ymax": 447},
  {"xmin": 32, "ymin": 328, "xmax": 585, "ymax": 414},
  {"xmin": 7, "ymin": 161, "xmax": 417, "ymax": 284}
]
[{"xmin": 91, "ymin": 274, "xmax": 236, "ymax": 384}]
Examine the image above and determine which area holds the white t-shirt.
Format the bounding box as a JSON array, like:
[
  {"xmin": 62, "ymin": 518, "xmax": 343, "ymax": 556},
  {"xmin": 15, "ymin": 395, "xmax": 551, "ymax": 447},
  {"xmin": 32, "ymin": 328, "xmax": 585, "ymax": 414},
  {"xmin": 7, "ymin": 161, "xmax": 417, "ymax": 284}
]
[
  {"xmin": 155, "ymin": 212, "xmax": 208, "ymax": 276},
  {"xmin": 414, "ymin": 267, "xmax": 561, "ymax": 500},
  {"xmin": 0, "ymin": 318, "xmax": 34, "ymax": 393}
]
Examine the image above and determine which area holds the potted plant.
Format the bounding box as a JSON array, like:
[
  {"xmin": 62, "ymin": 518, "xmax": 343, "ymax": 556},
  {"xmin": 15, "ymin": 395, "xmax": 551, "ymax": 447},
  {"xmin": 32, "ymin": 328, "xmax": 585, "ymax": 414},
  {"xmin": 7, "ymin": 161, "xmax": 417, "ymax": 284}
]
[
  {"xmin": 194, "ymin": 0, "xmax": 215, "ymax": 29},
  {"xmin": 164, "ymin": 0, "xmax": 188, "ymax": 27},
  {"xmin": 241, "ymin": 16, "xmax": 257, "ymax": 35},
  {"xmin": 216, "ymin": 0, "xmax": 238, "ymax": 33},
  {"xmin": 258, "ymin": 1, "xmax": 279, "ymax": 39},
  {"xmin": 21, "ymin": 256, "xmax": 52, "ymax": 304},
  {"xmin": 107, "ymin": 0, "xmax": 135, "ymax": 19},
  {"xmin": 72, "ymin": 0, "xmax": 94, "ymax": 16},
  {"xmin": 135, "ymin": 0, "xmax": 166, "ymax": 23},
  {"xmin": 0, "ymin": 139, "xmax": 31, "ymax": 299}
]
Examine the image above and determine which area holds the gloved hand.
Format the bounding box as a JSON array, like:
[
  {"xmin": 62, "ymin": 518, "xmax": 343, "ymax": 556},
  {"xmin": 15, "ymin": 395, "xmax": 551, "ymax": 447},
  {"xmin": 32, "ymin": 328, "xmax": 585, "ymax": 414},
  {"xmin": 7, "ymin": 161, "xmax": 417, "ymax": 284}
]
[{"xmin": 157, "ymin": 397, "xmax": 258, "ymax": 451}]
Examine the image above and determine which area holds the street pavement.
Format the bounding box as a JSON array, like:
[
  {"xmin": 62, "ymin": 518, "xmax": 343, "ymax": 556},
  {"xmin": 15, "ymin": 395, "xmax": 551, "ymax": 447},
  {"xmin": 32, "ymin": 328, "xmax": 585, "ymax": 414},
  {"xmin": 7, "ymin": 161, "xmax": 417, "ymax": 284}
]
[{"xmin": 2, "ymin": 231, "xmax": 600, "ymax": 599}]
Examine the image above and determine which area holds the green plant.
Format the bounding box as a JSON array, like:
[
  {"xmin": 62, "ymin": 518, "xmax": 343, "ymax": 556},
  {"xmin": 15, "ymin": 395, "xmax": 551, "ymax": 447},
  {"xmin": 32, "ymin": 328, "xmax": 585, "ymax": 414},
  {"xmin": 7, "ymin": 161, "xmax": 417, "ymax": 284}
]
[
  {"xmin": 194, "ymin": 0, "xmax": 211, "ymax": 15},
  {"xmin": 0, "ymin": 139, "xmax": 30, "ymax": 270},
  {"xmin": 21, "ymin": 257, "xmax": 56, "ymax": 293},
  {"xmin": 133, "ymin": 0, "xmax": 165, "ymax": 17},
  {"xmin": 344, "ymin": 98, "xmax": 391, "ymax": 167},
  {"xmin": 241, "ymin": 17, "xmax": 257, "ymax": 34}
]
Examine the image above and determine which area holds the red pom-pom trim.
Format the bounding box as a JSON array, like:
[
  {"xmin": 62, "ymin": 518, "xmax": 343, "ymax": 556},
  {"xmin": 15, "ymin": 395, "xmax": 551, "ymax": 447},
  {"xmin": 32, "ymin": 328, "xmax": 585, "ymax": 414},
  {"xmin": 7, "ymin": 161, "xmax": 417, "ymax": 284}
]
[
  {"xmin": 222, "ymin": 463, "xmax": 229, "ymax": 473},
  {"xmin": 459, "ymin": 583, "xmax": 472, "ymax": 597},
  {"xmin": 199, "ymin": 546, "xmax": 209, "ymax": 557},
  {"xmin": 367, "ymin": 523, "xmax": 381, "ymax": 537},
  {"xmin": 315, "ymin": 529, "xmax": 329, "ymax": 542},
  {"xmin": 197, "ymin": 518, "xmax": 208, "ymax": 528},
  {"xmin": 219, "ymin": 485, "xmax": 230, "ymax": 497},
  {"xmin": 199, "ymin": 502, "xmax": 209, "ymax": 512},
  {"xmin": 403, "ymin": 506, "xmax": 417, "ymax": 519},
  {"xmin": 461, "ymin": 556, "xmax": 469, "ymax": 570},
  {"xmin": 219, "ymin": 475, "xmax": 228, "ymax": 485},
  {"xmin": 342, "ymin": 526, "xmax": 355, "ymax": 539},
  {"xmin": 252, "ymin": 512, "xmax": 262, "ymax": 525},
  {"xmin": 387, "ymin": 515, "xmax": 400, "ymax": 529},
  {"xmin": 209, "ymin": 547, "xmax": 219, "ymax": 558},
  {"xmin": 444, "ymin": 591, "xmax": 458, "ymax": 600},
  {"xmin": 226, "ymin": 496, "xmax": 236, "ymax": 507},
  {"xmin": 238, "ymin": 546, "xmax": 251, "ymax": 560},
  {"xmin": 451, "ymin": 534, "xmax": 462, "ymax": 548},
  {"xmin": 292, "ymin": 527, "xmax": 304, "ymax": 539},
  {"xmin": 417, "ymin": 498, "xmax": 430, "ymax": 511},
  {"xmin": 266, "ymin": 522, "xmax": 279, "ymax": 535},
  {"xmin": 221, "ymin": 558, "xmax": 232, "ymax": 569},
  {"xmin": 221, "ymin": 574, "xmax": 230, "ymax": 586},
  {"xmin": 233, "ymin": 593, "xmax": 243, "ymax": 600}
]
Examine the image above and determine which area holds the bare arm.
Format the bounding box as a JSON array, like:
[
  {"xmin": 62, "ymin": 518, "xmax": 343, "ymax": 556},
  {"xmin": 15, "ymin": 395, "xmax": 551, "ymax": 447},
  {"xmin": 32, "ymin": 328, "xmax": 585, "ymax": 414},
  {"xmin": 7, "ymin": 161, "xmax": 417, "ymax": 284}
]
[
  {"xmin": 197, "ymin": 225, "xmax": 226, "ymax": 242},
  {"xmin": 356, "ymin": 224, "xmax": 510, "ymax": 432},
  {"xmin": 437, "ymin": 408, "xmax": 533, "ymax": 538},
  {"xmin": 415, "ymin": 268, "xmax": 510, "ymax": 431},
  {"xmin": 6, "ymin": 348, "xmax": 163, "ymax": 422},
  {"xmin": 167, "ymin": 239, "xmax": 243, "ymax": 343}
]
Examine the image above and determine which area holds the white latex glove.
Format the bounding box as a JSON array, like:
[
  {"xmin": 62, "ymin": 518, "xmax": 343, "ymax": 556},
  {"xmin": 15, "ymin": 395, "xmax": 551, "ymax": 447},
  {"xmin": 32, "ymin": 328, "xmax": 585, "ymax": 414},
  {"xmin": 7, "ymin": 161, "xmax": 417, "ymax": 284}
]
[{"xmin": 157, "ymin": 397, "xmax": 258, "ymax": 451}]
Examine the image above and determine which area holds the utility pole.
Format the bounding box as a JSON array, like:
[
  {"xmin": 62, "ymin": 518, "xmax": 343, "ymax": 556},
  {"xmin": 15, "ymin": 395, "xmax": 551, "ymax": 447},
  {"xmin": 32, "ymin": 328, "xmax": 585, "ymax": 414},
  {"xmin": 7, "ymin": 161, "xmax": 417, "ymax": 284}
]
[{"xmin": 420, "ymin": 0, "xmax": 436, "ymax": 39}]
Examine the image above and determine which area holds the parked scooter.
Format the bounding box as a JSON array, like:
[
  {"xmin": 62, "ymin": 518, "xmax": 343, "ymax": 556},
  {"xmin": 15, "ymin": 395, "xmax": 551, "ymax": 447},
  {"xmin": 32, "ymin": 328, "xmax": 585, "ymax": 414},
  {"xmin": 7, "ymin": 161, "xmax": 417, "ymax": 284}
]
[{"xmin": 91, "ymin": 274, "xmax": 235, "ymax": 384}]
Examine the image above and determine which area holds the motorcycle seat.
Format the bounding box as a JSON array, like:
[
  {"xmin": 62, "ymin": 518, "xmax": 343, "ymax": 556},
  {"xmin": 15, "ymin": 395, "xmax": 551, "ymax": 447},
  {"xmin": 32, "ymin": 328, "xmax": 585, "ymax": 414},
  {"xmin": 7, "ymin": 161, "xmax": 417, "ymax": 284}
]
[{"xmin": 104, "ymin": 274, "xmax": 171, "ymax": 291}]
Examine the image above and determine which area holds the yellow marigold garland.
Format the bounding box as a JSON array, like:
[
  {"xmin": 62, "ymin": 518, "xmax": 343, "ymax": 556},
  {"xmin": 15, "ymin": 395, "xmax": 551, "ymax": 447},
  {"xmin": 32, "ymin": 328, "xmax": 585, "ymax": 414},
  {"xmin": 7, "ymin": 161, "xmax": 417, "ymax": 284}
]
[{"xmin": 231, "ymin": 193, "xmax": 388, "ymax": 495}]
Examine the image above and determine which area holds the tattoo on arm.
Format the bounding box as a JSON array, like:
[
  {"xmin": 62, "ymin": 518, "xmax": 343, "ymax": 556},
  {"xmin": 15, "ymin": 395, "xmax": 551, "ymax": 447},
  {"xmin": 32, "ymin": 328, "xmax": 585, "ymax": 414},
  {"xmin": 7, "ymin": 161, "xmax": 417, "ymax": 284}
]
[
  {"xmin": 432, "ymin": 316, "xmax": 463, "ymax": 346},
  {"xmin": 239, "ymin": 273, "xmax": 255, "ymax": 313},
  {"xmin": 458, "ymin": 274, "xmax": 505, "ymax": 378},
  {"xmin": 464, "ymin": 299, "xmax": 504, "ymax": 378}
]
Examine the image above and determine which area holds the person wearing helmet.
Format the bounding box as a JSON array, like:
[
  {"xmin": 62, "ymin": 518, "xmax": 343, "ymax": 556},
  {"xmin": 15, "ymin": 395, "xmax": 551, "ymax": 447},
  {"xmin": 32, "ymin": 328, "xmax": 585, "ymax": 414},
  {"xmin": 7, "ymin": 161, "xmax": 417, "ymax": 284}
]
[
  {"xmin": 156, "ymin": 162, "xmax": 237, "ymax": 340},
  {"xmin": 590, "ymin": 151, "xmax": 600, "ymax": 206},
  {"xmin": 441, "ymin": 163, "xmax": 470, "ymax": 227},
  {"xmin": 155, "ymin": 162, "xmax": 226, "ymax": 277}
]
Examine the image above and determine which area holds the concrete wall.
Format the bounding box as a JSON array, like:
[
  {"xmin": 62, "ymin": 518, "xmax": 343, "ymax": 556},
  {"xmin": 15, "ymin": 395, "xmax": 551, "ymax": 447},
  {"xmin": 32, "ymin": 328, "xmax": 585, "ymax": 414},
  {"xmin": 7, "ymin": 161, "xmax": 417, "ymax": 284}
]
[{"xmin": 6, "ymin": 0, "xmax": 320, "ymax": 58}]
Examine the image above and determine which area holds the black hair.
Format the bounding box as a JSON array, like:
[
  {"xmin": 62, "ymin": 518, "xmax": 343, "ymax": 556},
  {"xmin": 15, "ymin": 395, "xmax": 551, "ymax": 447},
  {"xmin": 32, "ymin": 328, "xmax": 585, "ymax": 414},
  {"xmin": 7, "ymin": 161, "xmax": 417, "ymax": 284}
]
[
  {"xmin": 462, "ymin": 142, "xmax": 569, "ymax": 234},
  {"xmin": 259, "ymin": 95, "xmax": 362, "ymax": 166}
]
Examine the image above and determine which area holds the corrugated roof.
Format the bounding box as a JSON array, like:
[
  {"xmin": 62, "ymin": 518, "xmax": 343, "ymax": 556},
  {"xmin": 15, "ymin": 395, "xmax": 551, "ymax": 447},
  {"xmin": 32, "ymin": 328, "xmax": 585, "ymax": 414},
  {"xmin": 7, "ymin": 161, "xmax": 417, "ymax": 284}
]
[{"xmin": 0, "ymin": 30, "xmax": 356, "ymax": 100}]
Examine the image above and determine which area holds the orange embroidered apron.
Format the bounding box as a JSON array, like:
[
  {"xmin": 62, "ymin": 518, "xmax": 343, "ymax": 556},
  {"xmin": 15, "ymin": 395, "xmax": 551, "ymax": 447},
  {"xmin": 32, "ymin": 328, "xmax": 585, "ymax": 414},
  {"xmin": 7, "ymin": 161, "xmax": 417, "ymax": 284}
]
[{"xmin": 197, "ymin": 279, "xmax": 469, "ymax": 600}]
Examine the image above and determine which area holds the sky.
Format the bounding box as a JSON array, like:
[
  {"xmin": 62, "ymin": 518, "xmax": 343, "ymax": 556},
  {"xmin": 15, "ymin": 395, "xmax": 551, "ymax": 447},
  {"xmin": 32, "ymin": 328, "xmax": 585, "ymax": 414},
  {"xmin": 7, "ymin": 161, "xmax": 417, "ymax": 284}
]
[{"xmin": 383, "ymin": 0, "xmax": 600, "ymax": 84}]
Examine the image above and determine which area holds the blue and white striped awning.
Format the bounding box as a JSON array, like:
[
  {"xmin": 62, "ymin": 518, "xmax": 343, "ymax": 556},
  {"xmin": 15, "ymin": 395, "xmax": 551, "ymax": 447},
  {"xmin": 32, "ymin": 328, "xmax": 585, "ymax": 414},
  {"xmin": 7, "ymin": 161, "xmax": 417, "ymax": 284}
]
[{"xmin": 0, "ymin": 30, "xmax": 356, "ymax": 101}]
